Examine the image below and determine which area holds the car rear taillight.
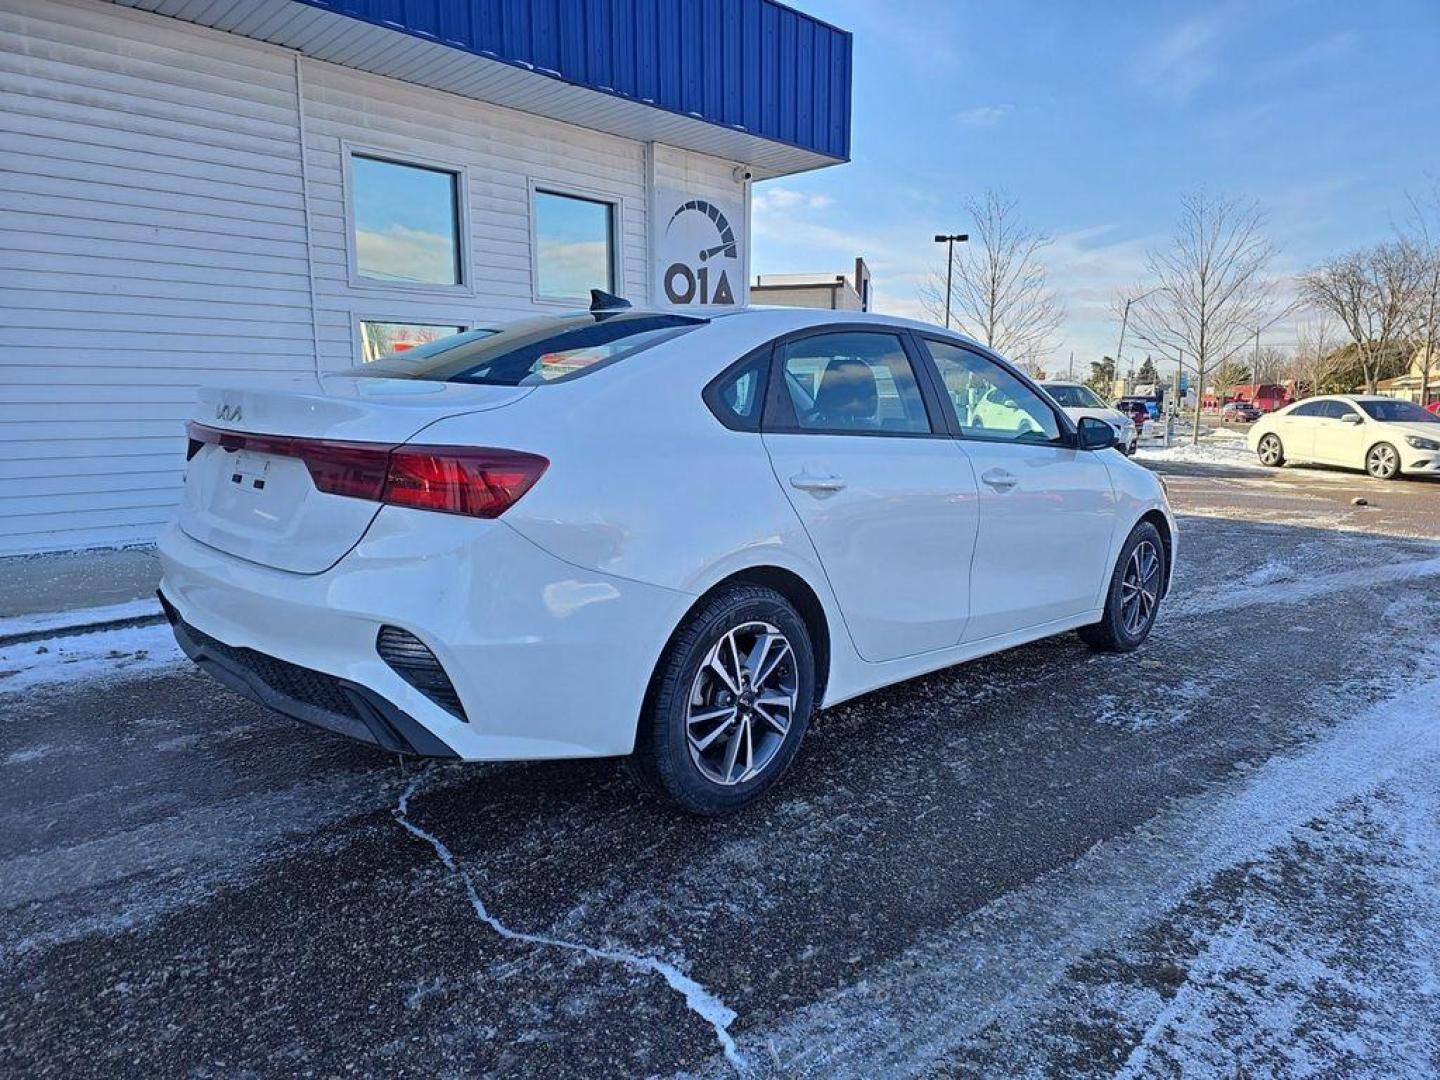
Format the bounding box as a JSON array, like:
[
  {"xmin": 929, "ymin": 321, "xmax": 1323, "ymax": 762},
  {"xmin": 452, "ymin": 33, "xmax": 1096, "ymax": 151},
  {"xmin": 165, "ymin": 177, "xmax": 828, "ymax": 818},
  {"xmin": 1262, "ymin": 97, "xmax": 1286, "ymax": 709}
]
[
  {"xmin": 186, "ymin": 422, "xmax": 547, "ymax": 519},
  {"xmin": 383, "ymin": 446, "xmax": 548, "ymax": 518}
]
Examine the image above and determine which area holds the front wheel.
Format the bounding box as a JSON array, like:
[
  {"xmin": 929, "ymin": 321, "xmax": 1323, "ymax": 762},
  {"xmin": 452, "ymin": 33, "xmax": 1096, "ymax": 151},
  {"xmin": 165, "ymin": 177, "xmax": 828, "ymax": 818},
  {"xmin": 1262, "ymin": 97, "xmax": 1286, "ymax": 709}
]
[
  {"xmin": 1257, "ymin": 433, "xmax": 1285, "ymax": 467},
  {"xmin": 1079, "ymin": 522, "xmax": 1166, "ymax": 653},
  {"xmin": 627, "ymin": 585, "xmax": 815, "ymax": 815},
  {"xmin": 1366, "ymin": 442, "xmax": 1400, "ymax": 480}
]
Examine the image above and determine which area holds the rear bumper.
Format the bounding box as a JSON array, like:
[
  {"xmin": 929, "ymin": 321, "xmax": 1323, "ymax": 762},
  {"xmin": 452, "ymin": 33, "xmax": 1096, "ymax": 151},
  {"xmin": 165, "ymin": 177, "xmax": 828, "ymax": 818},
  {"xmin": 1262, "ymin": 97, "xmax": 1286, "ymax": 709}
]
[
  {"xmin": 157, "ymin": 509, "xmax": 692, "ymax": 761},
  {"xmin": 161, "ymin": 593, "xmax": 457, "ymax": 757}
]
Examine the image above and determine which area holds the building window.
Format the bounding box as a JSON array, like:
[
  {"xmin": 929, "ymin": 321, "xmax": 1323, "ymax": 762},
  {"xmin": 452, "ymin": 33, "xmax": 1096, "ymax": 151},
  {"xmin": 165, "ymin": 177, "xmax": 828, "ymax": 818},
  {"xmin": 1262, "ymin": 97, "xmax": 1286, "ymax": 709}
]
[
  {"xmin": 351, "ymin": 154, "xmax": 462, "ymax": 287},
  {"xmin": 532, "ymin": 189, "xmax": 616, "ymax": 300},
  {"xmin": 360, "ymin": 321, "xmax": 465, "ymax": 362}
]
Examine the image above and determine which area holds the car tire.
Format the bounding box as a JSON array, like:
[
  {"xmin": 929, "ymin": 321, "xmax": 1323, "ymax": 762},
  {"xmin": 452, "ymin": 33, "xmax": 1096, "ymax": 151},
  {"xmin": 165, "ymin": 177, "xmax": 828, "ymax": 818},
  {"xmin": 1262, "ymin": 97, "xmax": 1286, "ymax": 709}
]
[
  {"xmin": 627, "ymin": 584, "xmax": 815, "ymax": 815},
  {"xmin": 1078, "ymin": 521, "xmax": 1166, "ymax": 653},
  {"xmin": 1257, "ymin": 433, "xmax": 1285, "ymax": 467},
  {"xmin": 1366, "ymin": 442, "xmax": 1400, "ymax": 480}
]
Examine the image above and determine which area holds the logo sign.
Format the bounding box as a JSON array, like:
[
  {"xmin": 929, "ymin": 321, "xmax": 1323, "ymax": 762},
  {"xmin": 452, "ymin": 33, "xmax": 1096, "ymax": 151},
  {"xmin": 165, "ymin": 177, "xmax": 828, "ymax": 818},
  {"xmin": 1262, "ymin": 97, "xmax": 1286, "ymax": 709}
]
[
  {"xmin": 655, "ymin": 190, "xmax": 744, "ymax": 308},
  {"xmin": 215, "ymin": 403, "xmax": 243, "ymax": 424}
]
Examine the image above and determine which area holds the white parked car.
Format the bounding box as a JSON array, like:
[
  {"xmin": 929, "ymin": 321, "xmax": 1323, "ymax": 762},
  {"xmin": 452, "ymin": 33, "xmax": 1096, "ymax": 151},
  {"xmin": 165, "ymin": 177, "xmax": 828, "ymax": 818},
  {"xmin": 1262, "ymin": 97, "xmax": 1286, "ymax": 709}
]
[
  {"xmin": 1039, "ymin": 381, "xmax": 1139, "ymax": 454},
  {"xmin": 1248, "ymin": 394, "xmax": 1440, "ymax": 480},
  {"xmin": 159, "ymin": 299, "xmax": 1177, "ymax": 814}
]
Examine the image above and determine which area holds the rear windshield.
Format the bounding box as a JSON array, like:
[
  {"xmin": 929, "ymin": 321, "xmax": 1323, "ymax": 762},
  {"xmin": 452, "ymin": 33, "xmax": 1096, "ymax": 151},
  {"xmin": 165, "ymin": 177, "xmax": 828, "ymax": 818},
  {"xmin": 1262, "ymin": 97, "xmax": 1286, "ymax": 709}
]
[
  {"xmin": 347, "ymin": 312, "xmax": 706, "ymax": 386},
  {"xmin": 1046, "ymin": 385, "xmax": 1106, "ymax": 409}
]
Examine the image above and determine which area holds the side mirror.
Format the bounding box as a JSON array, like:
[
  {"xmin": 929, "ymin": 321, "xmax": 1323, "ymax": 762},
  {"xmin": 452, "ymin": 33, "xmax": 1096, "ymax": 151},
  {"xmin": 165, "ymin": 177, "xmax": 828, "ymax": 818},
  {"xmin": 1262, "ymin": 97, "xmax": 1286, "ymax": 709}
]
[
  {"xmin": 1341, "ymin": 412, "xmax": 1362, "ymax": 425},
  {"xmin": 1077, "ymin": 415, "xmax": 1117, "ymax": 450}
]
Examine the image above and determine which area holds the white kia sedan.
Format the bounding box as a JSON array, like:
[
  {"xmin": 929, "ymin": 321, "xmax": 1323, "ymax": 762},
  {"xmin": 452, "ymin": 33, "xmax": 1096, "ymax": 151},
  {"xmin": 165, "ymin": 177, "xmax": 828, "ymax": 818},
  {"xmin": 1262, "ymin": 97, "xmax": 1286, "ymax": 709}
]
[
  {"xmin": 1039, "ymin": 381, "xmax": 1140, "ymax": 454},
  {"xmin": 158, "ymin": 300, "xmax": 1176, "ymax": 814},
  {"xmin": 1248, "ymin": 394, "xmax": 1440, "ymax": 480}
]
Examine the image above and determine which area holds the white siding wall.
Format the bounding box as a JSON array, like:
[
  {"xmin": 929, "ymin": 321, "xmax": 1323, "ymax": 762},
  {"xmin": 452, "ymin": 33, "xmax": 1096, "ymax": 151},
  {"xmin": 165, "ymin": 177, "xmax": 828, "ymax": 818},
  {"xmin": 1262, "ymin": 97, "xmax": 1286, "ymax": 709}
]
[
  {"xmin": 298, "ymin": 60, "xmax": 652, "ymax": 370},
  {"xmin": 0, "ymin": 0, "xmax": 748, "ymax": 556},
  {"xmin": 0, "ymin": 0, "xmax": 312, "ymax": 554}
]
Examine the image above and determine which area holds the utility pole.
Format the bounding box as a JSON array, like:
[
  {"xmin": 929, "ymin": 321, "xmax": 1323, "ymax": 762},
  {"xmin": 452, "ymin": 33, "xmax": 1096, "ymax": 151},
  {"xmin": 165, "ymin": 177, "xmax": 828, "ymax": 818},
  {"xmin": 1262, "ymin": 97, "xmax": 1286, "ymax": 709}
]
[
  {"xmin": 934, "ymin": 233, "xmax": 969, "ymax": 329},
  {"xmin": 1068, "ymin": 350, "xmax": 1074, "ymax": 379},
  {"xmin": 1252, "ymin": 326, "xmax": 1260, "ymax": 383}
]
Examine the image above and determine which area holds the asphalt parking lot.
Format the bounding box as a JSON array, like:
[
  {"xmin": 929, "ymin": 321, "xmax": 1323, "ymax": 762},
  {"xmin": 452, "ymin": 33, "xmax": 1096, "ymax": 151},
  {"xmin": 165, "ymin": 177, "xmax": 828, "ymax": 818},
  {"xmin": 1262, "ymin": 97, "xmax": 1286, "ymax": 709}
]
[{"xmin": 3, "ymin": 462, "xmax": 1440, "ymax": 1078}]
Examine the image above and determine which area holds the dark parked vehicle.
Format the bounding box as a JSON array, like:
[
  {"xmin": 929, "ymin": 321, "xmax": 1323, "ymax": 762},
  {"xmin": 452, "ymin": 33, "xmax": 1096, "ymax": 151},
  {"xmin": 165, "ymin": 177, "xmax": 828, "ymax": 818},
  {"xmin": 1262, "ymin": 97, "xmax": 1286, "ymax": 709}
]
[
  {"xmin": 1115, "ymin": 398, "xmax": 1152, "ymax": 426},
  {"xmin": 1222, "ymin": 401, "xmax": 1262, "ymax": 423}
]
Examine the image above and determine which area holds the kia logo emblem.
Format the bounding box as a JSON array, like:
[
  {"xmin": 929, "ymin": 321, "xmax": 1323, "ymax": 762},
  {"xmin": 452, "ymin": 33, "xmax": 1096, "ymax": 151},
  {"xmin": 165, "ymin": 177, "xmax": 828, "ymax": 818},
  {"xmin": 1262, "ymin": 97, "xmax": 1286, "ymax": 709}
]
[{"xmin": 215, "ymin": 404, "xmax": 243, "ymax": 423}]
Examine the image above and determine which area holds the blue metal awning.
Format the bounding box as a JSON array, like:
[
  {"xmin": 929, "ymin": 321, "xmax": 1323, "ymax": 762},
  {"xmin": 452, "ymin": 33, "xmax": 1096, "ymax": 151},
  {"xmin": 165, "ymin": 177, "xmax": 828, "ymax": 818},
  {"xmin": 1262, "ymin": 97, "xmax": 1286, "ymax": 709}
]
[{"xmin": 115, "ymin": 0, "xmax": 851, "ymax": 177}]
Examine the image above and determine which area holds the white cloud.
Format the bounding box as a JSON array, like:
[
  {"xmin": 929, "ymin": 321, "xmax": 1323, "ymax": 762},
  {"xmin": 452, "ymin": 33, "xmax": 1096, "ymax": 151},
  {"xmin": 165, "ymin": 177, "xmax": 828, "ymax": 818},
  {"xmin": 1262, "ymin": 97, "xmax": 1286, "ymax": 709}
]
[
  {"xmin": 356, "ymin": 225, "xmax": 457, "ymax": 285},
  {"xmin": 955, "ymin": 104, "xmax": 1014, "ymax": 126},
  {"xmin": 753, "ymin": 187, "xmax": 834, "ymax": 213},
  {"xmin": 1139, "ymin": 15, "xmax": 1222, "ymax": 103}
]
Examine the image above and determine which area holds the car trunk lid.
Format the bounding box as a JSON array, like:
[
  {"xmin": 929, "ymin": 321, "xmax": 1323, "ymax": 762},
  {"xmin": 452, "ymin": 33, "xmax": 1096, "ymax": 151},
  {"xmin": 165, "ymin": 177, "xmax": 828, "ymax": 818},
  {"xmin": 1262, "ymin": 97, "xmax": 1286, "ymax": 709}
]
[{"xmin": 181, "ymin": 378, "xmax": 532, "ymax": 574}]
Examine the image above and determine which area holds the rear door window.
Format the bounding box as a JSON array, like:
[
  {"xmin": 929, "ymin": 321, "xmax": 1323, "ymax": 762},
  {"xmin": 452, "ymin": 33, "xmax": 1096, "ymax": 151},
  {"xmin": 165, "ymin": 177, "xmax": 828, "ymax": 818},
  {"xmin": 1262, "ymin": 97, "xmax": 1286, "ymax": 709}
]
[
  {"xmin": 346, "ymin": 312, "xmax": 705, "ymax": 385},
  {"xmin": 776, "ymin": 332, "xmax": 931, "ymax": 434}
]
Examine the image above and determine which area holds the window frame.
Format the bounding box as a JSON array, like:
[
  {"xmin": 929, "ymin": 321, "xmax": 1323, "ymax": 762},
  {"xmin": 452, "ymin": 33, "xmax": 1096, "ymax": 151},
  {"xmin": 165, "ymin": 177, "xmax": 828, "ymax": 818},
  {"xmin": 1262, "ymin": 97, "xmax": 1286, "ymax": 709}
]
[
  {"xmin": 343, "ymin": 143, "xmax": 473, "ymax": 295},
  {"xmin": 912, "ymin": 334, "xmax": 1077, "ymax": 447},
  {"xmin": 527, "ymin": 179, "xmax": 624, "ymax": 306},
  {"xmin": 757, "ymin": 326, "xmax": 947, "ymax": 439},
  {"xmin": 1289, "ymin": 400, "xmax": 1327, "ymax": 418},
  {"xmin": 353, "ymin": 316, "xmax": 473, "ymax": 365}
]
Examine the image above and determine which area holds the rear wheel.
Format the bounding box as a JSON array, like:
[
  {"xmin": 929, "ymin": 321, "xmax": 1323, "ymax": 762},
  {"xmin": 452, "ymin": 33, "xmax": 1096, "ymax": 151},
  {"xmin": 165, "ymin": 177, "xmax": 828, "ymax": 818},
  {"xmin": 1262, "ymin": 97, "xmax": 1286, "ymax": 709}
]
[
  {"xmin": 628, "ymin": 585, "xmax": 815, "ymax": 815},
  {"xmin": 1366, "ymin": 442, "xmax": 1400, "ymax": 480},
  {"xmin": 1079, "ymin": 522, "xmax": 1166, "ymax": 653},
  {"xmin": 1257, "ymin": 433, "xmax": 1285, "ymax": 467}
]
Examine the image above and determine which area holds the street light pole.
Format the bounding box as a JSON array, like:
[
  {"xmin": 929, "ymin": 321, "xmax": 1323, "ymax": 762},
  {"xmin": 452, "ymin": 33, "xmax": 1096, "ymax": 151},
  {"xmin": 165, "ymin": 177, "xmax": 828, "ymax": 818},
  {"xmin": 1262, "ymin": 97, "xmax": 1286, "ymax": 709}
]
[
  {"xmin": 934, "ymin": 233, "xmax": 968, "ymax": 329},
  {"xmin": 1115, "ymin": 286, "xmax": 1161, "ymax": 376}
]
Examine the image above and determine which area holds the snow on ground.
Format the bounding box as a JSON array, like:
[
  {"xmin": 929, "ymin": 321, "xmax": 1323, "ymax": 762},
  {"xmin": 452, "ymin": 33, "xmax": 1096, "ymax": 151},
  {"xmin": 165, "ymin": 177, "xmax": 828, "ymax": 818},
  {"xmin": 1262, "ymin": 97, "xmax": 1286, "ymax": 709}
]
[
  {"xmin": 1135, "ymin": 434, "xmax": 1261, "ymax": 470},
  {"xmin": 0, "ymin": 598, "xmax": 160, "ymax": 641},
  {"xmin": 0, "ymin": 622, "xmax": 184, "ymax": 697},
  {"xmin": 732, "ymin": 648, "xmax": 1440, "ymax": 1078}
]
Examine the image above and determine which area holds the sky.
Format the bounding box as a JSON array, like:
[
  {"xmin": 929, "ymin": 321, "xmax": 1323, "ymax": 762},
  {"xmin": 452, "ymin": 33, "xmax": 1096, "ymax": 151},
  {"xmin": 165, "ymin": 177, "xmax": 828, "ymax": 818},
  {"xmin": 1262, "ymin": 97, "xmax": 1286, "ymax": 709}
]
[{"xmin": 751, "ymin": 0, "xmax": 1440, "ymax": 376}]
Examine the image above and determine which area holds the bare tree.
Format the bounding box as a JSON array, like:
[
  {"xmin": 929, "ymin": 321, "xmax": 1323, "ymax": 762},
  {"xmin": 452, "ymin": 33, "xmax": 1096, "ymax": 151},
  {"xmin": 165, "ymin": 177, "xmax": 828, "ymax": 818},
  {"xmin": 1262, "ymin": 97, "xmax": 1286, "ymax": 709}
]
[
  {"xmin": 1123, "ymin": 192, "xmax": 1284, "ymax": 443},
  {"xmin": 1252, "ymin": 344, "xmax": 1290, "ymax": 385},
  {"xmin": 920, "ymin": 191, "xmax": 1064, "ymax": 366},
  {"xmin": 1402, "ymin": 186, "xmax": 1440, "ymax": 407},
  {"xmin": 1292, "ymin": 317, "xmax": 1344, "ymax": 398},
  {"xmin": 1299, "ymin": 241, "xmax": 1424, "ymax": 394}
]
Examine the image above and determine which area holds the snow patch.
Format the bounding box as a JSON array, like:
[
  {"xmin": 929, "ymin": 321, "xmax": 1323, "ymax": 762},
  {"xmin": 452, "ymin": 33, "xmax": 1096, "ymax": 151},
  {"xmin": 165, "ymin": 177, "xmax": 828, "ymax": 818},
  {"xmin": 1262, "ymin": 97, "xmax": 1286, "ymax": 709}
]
[
  {"xmin": 729, "ymin": 649, "xmax": 1440, "ymax": 1077},
  {"xmin": 1136, "ymin": 438, "xmax": 1262, "ymax": 470},
  {"xmin": 0, "ymin": 598, "xmax": 160, "ymax": 641},
  {"xmin": 3, "ymin": 745, "xmax": 66, "ymax": 765},
  {"xmin": 0, "ymin": 622, "xmax": 184, "ymax": 696},
  {"xmin": 1241, "ymin": 560, "xmax": 1298, "ymax": 587},
  {"xmin": 393, "ymin": 769, "xmax": 746, "ymax": 1071}
]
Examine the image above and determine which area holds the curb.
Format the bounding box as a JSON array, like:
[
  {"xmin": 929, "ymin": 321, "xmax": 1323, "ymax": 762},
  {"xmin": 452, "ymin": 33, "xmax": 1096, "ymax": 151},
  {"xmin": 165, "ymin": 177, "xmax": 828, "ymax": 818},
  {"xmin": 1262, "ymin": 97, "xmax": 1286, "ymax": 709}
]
[{"xmin": 0, "ymin": 604, "xmax": 167, "ymax": 649}]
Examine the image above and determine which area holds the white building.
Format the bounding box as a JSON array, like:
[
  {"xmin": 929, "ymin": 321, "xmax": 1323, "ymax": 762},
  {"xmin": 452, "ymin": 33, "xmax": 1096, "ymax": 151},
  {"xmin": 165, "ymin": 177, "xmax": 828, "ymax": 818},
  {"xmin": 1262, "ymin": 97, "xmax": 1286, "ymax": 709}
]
[
  {"xmin": 751, "ymin": 258, "xmax": 871, "ymax": 311},
  {"xmin": 0, "ymin": 0, "xmax": 852, "ymax": 555}
]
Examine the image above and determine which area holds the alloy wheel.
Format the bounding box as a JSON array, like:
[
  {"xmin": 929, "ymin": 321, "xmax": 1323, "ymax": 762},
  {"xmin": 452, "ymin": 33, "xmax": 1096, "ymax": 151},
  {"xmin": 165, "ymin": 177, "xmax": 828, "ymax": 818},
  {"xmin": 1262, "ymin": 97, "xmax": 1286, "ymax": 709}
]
[
  {"xmin": 1259, "ymin": 435, "xmax": 1282, "ymax": 466},
  {"xmin": 1120, "ymin": 540, "xmax": 1162, "ymax": 636},
  {"xmin": 1367, "ymin": 444, "xmax": 1398, "ymax": 479},
  {"xmin": 686, "ymin": 621, "xmax": 797, "ymax": 786}
]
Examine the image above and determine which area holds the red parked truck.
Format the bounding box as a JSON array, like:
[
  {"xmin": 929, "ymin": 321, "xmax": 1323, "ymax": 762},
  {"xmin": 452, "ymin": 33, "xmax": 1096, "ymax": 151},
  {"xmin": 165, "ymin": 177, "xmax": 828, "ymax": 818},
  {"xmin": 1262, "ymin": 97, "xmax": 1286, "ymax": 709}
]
[{"xmin": 1230, "ymin": 384, "xmax": 1291, "ymax": 413}]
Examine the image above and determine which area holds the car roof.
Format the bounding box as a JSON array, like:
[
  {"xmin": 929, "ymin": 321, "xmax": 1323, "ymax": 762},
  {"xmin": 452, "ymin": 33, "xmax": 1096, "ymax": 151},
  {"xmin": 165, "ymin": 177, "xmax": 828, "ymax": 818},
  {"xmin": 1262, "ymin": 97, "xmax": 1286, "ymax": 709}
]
[{"xmin": 577, "ymin": 304, "xmax": 990, "ymax": 350}]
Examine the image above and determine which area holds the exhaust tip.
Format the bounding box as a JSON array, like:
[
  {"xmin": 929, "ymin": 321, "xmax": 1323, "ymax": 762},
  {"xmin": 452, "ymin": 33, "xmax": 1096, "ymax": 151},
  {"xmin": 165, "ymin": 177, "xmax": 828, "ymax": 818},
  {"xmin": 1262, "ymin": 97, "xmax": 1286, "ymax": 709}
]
[{"xmin": 376, "ymin": 626, "xmax": 468, "ymax": 722}]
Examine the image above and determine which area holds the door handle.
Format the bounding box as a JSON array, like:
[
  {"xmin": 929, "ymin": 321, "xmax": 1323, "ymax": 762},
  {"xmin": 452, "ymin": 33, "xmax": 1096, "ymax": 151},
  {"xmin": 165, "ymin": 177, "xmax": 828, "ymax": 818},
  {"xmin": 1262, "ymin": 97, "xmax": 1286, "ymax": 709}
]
[
  {"xmin": 980, "ymin": 468, "xmax": 1018, "ymax": 492},
  {"xmin": 789, "ymin": 472, "xmax": 846, "ymax": 494}
]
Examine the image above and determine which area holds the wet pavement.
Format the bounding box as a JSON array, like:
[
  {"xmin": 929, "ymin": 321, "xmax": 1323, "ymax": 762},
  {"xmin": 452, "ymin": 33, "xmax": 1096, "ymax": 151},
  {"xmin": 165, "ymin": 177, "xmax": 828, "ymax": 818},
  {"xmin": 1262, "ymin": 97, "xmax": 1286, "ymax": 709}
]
[{"xmin": 3, "ymin": 464, "xmax": 1439, "ymax": 1078}]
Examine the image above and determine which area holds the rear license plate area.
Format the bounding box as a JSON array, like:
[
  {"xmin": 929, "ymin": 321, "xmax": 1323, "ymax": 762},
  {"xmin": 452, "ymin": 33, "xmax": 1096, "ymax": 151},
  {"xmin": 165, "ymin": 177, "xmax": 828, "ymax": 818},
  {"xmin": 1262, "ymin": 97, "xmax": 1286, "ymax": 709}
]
[{"xmin": 228, "ymin": 450, "xmax": 272, "ymax": 494}]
